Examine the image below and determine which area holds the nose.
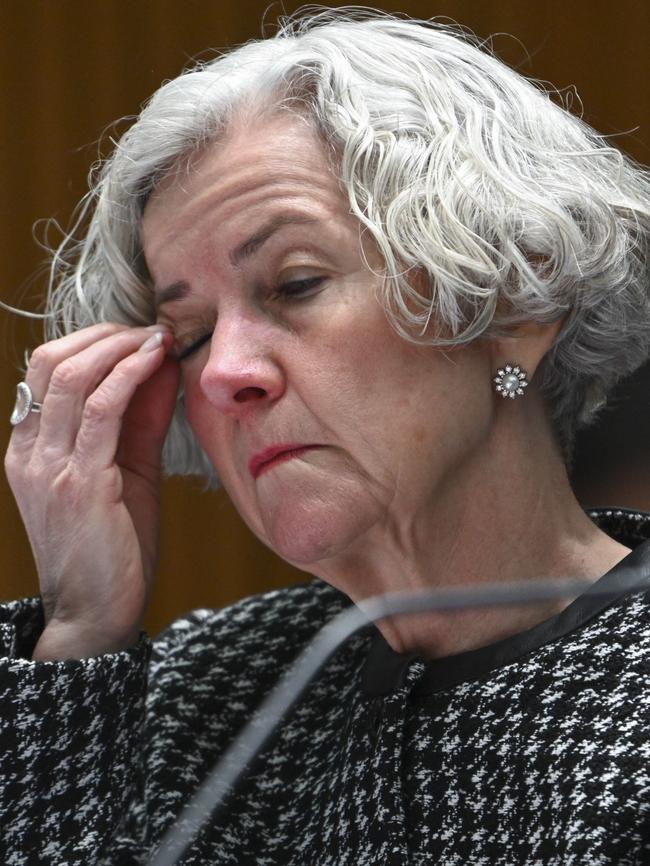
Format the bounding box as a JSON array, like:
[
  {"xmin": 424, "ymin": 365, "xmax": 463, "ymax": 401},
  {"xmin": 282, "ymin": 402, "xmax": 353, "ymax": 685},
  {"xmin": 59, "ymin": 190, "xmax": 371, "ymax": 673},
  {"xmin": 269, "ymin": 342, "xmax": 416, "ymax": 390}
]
[{"xmin": 198, "ymin": 315, "xmax": 285, "ymax": 416}]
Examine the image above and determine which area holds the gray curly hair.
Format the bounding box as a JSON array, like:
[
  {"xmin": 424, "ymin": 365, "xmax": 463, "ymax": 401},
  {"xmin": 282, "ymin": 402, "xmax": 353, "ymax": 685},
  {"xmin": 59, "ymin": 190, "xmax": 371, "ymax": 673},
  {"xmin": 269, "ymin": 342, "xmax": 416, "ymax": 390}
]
[{"xmin": 41, "ymin": 6, "xmax": 650, "ymax": 484}]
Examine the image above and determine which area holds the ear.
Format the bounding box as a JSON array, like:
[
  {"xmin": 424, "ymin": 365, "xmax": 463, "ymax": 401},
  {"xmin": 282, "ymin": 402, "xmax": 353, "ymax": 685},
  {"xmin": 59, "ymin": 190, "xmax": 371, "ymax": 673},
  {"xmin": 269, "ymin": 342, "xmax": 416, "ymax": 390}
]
[{"xmin": 488, "ymin": 315, "xmax": 567, "ymax": 382}]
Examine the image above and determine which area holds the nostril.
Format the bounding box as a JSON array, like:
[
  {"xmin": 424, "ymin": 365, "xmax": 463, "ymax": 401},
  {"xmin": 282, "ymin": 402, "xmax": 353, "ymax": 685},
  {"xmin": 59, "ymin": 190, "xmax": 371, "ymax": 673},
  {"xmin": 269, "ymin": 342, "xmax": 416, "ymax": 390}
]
[{"xmin": 234, "ymin": 386, "xmax": 267, "ymax": 403}]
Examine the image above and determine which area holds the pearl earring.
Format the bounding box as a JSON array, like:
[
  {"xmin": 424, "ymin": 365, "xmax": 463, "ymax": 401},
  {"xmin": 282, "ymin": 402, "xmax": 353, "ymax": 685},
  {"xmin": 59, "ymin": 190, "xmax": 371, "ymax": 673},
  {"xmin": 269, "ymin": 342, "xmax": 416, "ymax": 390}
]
[{"xmin": 494, "ymin": 363, "xmax": 529, "ymax": 399}]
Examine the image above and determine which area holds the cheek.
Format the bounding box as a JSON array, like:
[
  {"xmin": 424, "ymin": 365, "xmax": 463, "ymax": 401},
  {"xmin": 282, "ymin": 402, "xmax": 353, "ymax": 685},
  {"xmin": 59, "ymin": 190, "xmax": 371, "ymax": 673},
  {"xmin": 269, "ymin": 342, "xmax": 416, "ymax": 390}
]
[
  {"xmin": 182, "ymin": 378, "xmax": 231, "ymax": 469},
  {"xmin": 182, "ymin": 376, "xmax": 207, "ymax": 435},
  {"xmin": 355, "ymin": 338, "xmax": 492, "ymax": 465}
]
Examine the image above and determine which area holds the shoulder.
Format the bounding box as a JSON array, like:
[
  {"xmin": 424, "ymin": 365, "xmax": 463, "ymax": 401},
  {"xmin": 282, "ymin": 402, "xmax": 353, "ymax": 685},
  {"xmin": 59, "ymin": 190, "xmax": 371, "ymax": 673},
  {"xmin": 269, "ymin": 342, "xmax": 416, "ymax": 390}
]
[
  {"xmin": 144, "ymin": 579, "xmax": 358, "ymax": 748},
  {"xmin": 149, "ymin": 578, "xmax": 352, "ymax": 682}
]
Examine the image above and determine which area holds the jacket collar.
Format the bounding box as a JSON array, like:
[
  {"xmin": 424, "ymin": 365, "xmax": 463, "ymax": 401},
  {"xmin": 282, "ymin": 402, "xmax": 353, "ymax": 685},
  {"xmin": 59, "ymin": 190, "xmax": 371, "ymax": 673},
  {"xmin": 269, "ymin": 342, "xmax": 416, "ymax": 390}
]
[{"xmin": 360, "ymin": 508, "xmax": 650, "ymax": 697}]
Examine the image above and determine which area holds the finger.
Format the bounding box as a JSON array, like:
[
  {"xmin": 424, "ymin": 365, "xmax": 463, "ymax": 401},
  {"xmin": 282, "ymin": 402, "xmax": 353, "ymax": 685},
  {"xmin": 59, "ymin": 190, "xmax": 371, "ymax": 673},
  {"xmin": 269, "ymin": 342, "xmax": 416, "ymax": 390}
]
[
  {"xmin": 72, "ymin": 333, "xmax": 177, "ymax": 472},
  {"xmin": 9, "ymin": 323, "xmax": 131, "ymax": 446},
  {"xmin": 117, "ymin": 355, "xmax": 181, "ymax": 476},
  {"xmin": 33, "ymin": 327, "xmax": 170, "ymax": 456}
]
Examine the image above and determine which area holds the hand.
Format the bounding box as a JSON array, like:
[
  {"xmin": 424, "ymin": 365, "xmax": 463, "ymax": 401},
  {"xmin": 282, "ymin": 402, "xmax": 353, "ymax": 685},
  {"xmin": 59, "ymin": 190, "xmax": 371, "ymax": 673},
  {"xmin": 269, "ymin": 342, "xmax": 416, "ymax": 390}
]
[{"xmin": 4, "ymin": 323, "xmax": 181, "ymax": 658}]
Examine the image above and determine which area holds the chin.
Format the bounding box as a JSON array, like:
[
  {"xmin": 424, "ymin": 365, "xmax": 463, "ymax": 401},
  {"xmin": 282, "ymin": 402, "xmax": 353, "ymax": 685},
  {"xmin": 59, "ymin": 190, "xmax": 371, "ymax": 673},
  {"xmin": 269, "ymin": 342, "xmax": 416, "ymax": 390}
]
[{"xmin": 258, "ymin": 495, "xmax": 378, "ymax": 568}]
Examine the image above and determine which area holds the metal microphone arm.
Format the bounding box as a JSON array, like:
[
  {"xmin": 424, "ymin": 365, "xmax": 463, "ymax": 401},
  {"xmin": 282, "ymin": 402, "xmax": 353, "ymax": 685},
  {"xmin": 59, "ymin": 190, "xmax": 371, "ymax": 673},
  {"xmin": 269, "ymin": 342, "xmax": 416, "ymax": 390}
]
[{"xmin": 147, "ymin": 574, "xmax": 637, "ymax": 865}]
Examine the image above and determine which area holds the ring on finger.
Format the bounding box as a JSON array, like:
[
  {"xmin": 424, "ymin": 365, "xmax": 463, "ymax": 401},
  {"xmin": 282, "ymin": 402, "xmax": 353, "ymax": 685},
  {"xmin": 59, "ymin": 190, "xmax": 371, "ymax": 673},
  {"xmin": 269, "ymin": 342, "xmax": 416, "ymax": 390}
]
[{"xmin": 10, "ymin": 382, "xmax": 43, "ymax": 426}]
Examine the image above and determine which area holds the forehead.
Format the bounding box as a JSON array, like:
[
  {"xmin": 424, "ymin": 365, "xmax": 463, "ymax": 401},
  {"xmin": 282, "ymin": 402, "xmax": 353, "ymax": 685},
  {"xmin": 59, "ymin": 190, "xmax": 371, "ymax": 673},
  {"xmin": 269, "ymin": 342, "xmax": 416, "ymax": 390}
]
[{"xmin": 141, "ymin": 113, "xmax": 348, "ymax": 261}]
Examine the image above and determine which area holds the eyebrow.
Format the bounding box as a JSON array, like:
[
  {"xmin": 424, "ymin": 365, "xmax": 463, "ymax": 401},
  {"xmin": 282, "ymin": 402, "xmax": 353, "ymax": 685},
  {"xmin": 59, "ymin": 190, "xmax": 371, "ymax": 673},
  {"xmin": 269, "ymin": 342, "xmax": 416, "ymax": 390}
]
[
  {"xmin": 230, "ymin": 213, "xmax": 319, "ymax": 267},
  {"xmin": 154, "ymin": 213, "xmax": 320, "ymax": 310}
]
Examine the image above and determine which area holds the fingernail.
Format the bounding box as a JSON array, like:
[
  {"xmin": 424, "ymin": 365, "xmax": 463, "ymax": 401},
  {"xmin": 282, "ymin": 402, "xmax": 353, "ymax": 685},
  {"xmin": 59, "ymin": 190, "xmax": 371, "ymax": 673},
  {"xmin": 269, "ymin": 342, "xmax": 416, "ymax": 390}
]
[
  {"xmin": 145, "ymin": 324, "xmax": 169, "ymax": 332},
  {"xmin": 140, "ymin": 332, "xmax": 164, "ymax": 352}
]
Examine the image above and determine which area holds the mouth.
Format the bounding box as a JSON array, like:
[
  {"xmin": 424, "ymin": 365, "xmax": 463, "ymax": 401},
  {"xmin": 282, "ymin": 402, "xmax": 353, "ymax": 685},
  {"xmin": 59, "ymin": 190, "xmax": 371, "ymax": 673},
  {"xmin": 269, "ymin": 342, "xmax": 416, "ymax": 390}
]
[{"xmin": 249, "ymin": 445, "xmax": 321, "ymax": 480}]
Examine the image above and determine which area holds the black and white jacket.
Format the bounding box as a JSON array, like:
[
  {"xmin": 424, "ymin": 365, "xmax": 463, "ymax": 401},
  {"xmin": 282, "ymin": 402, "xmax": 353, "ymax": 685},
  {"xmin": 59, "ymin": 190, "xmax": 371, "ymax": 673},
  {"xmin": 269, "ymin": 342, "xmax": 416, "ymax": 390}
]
[{"xmin": 2, "ymin": 507, "xmax": 650, "ymax": 865}]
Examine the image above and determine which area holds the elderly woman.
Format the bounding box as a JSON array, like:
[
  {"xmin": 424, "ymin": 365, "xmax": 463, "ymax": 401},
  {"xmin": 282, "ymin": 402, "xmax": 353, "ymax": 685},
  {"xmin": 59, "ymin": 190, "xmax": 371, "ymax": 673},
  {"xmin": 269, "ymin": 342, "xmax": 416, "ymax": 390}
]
[{"xmin": 2, "ymin": 7, "xmax": 650, "ymax": 865}]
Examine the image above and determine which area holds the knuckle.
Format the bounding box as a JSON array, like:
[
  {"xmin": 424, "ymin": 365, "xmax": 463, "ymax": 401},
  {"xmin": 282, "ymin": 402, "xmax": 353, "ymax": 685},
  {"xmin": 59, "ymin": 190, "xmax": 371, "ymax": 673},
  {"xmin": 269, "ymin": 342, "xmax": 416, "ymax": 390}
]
[
  {"xmin": 49, "ymin": 359, "xmax": 83, "ymax": 392},
  {"xmin": 51, "ymin": 467, "xmax": 84, "ymax": 510},
  {"xmin": 27, "ymin": 344, "xmax": 52, "ymax": 374},
  {"xmin": 101, "ymin": 322, "xmax": 127, "ymax": 336},
  {"xmin": 82, "ymin": 393, "xmax": 114, "ymax": 425},
  {"xmin": 4, "ymin": 449, "xmax": 19, "ymax": 481},
  {"xmin": 5, "ymin": 451, "xmax": 40, "ymax": 496},
  {"xmin": 5, "ymin": 445, "xmax": 33, "ymax": 481}
]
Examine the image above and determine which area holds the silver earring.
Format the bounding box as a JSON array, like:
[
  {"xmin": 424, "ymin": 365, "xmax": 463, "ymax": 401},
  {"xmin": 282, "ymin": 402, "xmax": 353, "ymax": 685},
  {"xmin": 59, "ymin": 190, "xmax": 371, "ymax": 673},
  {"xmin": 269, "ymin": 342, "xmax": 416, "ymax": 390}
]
[{"xmin": 494, "ymin": 363, "xmax": 529, "ymax": 399}]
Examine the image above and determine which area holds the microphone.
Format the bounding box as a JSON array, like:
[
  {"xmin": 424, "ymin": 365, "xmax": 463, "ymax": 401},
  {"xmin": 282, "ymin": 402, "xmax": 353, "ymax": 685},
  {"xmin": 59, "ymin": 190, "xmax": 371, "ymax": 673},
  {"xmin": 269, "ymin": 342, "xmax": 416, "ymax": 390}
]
[{"xmin": 147, "ymin": 572, "xmax": 643, "ymax": 865}]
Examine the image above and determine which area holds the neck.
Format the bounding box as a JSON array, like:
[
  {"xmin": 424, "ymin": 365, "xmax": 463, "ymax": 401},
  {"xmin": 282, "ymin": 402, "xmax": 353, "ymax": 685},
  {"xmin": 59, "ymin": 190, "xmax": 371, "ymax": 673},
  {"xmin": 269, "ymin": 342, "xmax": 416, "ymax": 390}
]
[{"xmin": 310, "ymin": 397, "xmax": 631, "ymax": 659}]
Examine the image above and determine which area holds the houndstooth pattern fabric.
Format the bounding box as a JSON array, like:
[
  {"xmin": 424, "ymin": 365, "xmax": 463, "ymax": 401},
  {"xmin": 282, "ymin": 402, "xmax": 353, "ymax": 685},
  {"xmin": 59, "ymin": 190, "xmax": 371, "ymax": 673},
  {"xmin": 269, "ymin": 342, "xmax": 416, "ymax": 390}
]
[{"xmin": 1, "ymin": 508, "xmax": 650, "ymax": 865}]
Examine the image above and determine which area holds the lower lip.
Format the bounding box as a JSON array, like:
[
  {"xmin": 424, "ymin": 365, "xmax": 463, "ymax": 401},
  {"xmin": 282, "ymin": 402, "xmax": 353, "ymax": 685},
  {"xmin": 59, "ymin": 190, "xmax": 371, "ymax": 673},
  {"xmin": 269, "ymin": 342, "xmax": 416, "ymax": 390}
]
[{"xmin": 256, "ymin": 447, "xmax": 314, "ymax": 478}]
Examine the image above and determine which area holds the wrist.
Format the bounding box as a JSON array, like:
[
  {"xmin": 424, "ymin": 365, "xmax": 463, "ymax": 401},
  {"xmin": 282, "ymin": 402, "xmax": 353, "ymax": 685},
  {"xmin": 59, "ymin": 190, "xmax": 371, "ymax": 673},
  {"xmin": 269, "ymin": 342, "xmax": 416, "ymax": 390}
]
[{"xmin": 32, "ymin": 621, "xmax": 141, "ymax": 661}]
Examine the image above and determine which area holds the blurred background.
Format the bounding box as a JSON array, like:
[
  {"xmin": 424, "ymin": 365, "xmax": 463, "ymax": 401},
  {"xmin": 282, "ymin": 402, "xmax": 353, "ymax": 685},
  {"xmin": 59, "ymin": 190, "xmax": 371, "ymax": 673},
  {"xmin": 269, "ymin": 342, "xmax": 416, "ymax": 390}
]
[{"xmin": 1, "ymin": 0, "xmax": 648, "ymax": 637}]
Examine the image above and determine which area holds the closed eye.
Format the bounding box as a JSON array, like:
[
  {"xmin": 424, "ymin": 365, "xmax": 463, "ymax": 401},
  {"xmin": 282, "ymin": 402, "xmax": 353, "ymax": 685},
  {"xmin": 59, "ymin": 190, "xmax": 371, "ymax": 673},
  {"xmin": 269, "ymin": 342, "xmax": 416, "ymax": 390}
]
[
  {"xmin": 178, "ymin": 331, "xmax": 212, "ymax": 362},
  {"xmin": 273, "ymin": 275, "xmax": 325, "ymax": 299},
  {"xmin": 176, "ymin": 276, "xmax": 326, "ymax": 362}
]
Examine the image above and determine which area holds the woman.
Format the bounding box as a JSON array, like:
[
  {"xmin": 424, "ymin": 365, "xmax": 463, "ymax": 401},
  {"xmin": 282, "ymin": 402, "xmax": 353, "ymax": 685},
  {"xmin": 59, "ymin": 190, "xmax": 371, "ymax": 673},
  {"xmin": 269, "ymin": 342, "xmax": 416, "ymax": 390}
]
[{"xmin": 2, "ymin": 7, "xmax": 650, "ymax": 864}]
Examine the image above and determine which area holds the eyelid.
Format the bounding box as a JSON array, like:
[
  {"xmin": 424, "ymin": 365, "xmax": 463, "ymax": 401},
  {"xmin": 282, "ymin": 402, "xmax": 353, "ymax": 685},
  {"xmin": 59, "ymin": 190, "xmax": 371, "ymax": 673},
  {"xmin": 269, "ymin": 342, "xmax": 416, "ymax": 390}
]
[
  {"xmin": 274, "ymin": 275, "xmax": 326, "ymax": 296},
  {"xmin": 167, "ymin": 315, "xmax": 216, "ymax": 362},
  {"xmin": 169, "ymin": 274, "xmax": 327, "ymax": 361},
  {"xmin": 177, "ymin": 331, "xmax": 212, "ymax": 362}
]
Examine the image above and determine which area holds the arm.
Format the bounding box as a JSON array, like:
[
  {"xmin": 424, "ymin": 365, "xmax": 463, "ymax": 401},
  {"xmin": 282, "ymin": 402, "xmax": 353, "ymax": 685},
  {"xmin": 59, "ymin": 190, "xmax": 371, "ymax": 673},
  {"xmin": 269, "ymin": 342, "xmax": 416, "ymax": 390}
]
[
  {"xmin": 2, "ymin": 322, "xmax": 182, "ymax": 862},
  {"xmin": 0, "ymin": 598, "xmax": 152, "ymax": 865},
  {"xmin": 4, "ymin": 323, "xmax": 179, "ymax": 662}
]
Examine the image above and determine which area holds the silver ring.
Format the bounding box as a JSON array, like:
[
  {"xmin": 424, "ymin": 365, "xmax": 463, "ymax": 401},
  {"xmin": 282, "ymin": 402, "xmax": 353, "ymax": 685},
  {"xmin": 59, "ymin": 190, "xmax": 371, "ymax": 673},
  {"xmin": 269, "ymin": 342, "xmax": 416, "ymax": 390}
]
[{"xmin": 10, "ymin": 382, "xmax": 43, "ymax": 426}]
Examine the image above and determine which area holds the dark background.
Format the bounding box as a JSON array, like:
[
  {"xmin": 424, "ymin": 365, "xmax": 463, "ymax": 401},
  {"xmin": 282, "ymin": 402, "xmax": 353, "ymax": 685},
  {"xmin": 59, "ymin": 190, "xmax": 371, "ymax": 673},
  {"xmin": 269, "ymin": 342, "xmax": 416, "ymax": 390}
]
[{"xmin": 1, "ymin": 0, "xmax": 648, "ymax": 637}]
